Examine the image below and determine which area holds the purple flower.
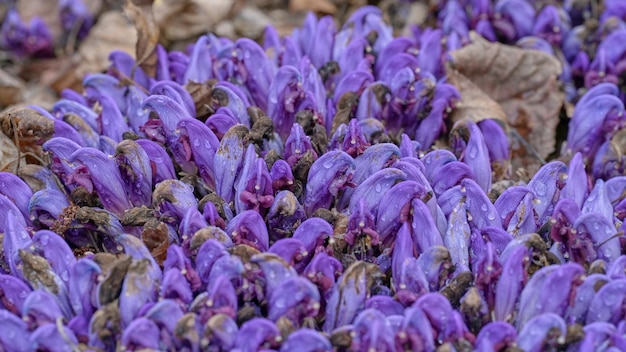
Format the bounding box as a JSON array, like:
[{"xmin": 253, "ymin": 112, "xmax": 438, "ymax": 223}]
[
  {"xmin": 304, "ymin": 150, "xmax": 355, "ymax": 215},
  {"xmin": 582, "ymin": 179, "xmax": 614, "ymax": 222},
  {"xmin": 574, "ymin": 212, "xmax": 621, "ymax": 263},
  {"xmin": 227, "ymin": 210, "xmax": 269, "ymax": 251},
  {"xmin": 108, "ymin": 51, "xmax": 149, "ymax": 89},
  {"xmin": 323, "ymin": 261, "xmax": 381, "ymax": 332},
  {"xmin": 234, "ymin": 38, "xmax": 276, "ymax": 111},
  {"xmin": 0, "ymin": 309, "xmax": 30, "ymax": 351},
  {"xmin": 268, "ymin": 238, "xmax": 308, "ymax": 267},
  {"xmin": 565, "ymin": 273, "xmax": 610, "ymax": 323},
  {"xmin": 68, "ymin": 258, "xmax": 100, "ymax": 318},
  {"xmin": 0, "ymin": 273, "xmax": 32, "ymax": 315},
  {"xmin": 517, "ymin": 263, "xmax": 584, "ymax": 328},
  {"xmin": 0, "ymin": 10, "xmax": 53, "ymax": 57},
  {"xmin": 119, "ymin": 259, "xmax": 158, "ymax": 328},
  {"xmin": 302, "ymin": 251, "xmax": 342, "ymax": 297},
  {"xmin": 586, "ymin": 278, "xmax": 626, "ymax": 324},
  {"xmin": 400, "ymin": 304, "xmax": 436, "ymax": 351},
  {"xmin": 30, "ymin": 323, "xmax": 79, "ymax": 352},
  {"xmin": 516, "ymin": 313, "xmax": 567, "ymax": 352},
  {"xmin": 351, "ymin": 309, "xmax": 396, "ymax": 351},
  {"xmin": 349, "ymin": 168, "xmax": 407, "ymax": 219},
  {"xmin": 150, "ymin": 81, "xmax": 196, "ymax": 118},
  {"xmin": 213, "ymin": 126, "xmax": 247, "ymax": 203},
  {"xmin": 135, "ymin": 139, "xmax": 177, "ymax": 184},
  {"xmin": 177, "ymin": 118, "xmax": 220, "ymax": 190},
  {"xmin": 184, "ymin": 35, "xmax": 213, "ymax": 83},
  {"xmin": 269, "ymin": 160, "xmax": 295, "ymax": 193},
  {"xmin": 114, "ymin": 139, "xmax": 153, "ymax": 207},
  {"xmin": 234, "ymin": 318, "xmax": 281, "ymax": 352},
  {"xmin": 492, "ymin": 0, "xmax": 535, "ymax": 42},
  {"xmin": 0, "ymin": 172, "xmax": 33, "ymax": 223},
  {"xmin": 121, "ymin": 317, "xmax": 161, "ymax": 350},
  {"xmin": 566, "ymin": 88, "xmax": 624, "ymax": 157},
  {"xmin": 59, "ymin": 0, "xmax": 93, "ymax": 40},
  {"xmin": 376, "ymin": 180, "xmax": 428, "ymax": 246},
  {"xmin": 203, "ymin": 314, "xmax": 239, "ymax": 350},
  {"xmin": 451, "ymin": 120, "xmax": 492, "ymax": 192},
  {"xmin": 494, "ymin": 246, "xmax": 529, "ymax": 322},
  {"xmin": 23, "ymin": 290, "xmax": 66, "ymax": 328},
  {"xmin": 280, "ymin": 329, "xmax": 331, "ymax": 352},
  {"xmin": 268, "ymin": 276, "xmax": 320, "ymax": 324},
  {"xmin": 391, "ymin": 222, "xmax": 417, "ymax": 289}
]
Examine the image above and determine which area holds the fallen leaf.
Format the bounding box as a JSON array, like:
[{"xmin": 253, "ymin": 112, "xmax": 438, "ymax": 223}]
[
  {"xmin": 0, "ymin": 128, "xmax": 22, "ymax": 172},
  {"xmin": 0, "ymin": 106, "xmax": 55, "ymax": 143},
  {"xmin": 446, "ymin": 69, "xmax": 507, "ymax": 125},
  {"xmin": 0, "ymin": 69, "xmax": 25, "ymax": 108},
  {"xmin": 75, "ymin": 11, "xmax": 137, "ymax": 80},
  {"xmin": 232, "ymin": 6, "xmax": 272, "ymax": 39},
  {"xmin": 289, "ymin": 0, "xmax": 337, "ymax": 15},
  {"xmin": 123, "ymin": 0, "xmax": 160, "ymax": 77},
  {"xmin": 449, "ymin": 32, "xmax": 565, "ymax": 173},
  {"xmin": 153, "ymin": 0, "xmax": 235, "ymax": 42}
]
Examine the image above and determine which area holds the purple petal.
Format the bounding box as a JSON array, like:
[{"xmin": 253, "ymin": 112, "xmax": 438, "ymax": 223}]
[
  {"xmin": 234, "ymin": 318, "xmax": 281, "ymax": 351},
  {"xmin": 0, "ymin": 309, "xmax": 30, "ymax": 351},
  {"xmin": 268, "ymin": 276, "xmax": 320, "ymax": 323},
  {"xmin": 267, "ymin": 191, "xmax": 305, "ymax": 242},
  {"xmin": 323, "ymin": 261, "xmax": 381, "ymax": 332},
  {"xmin": 114, "ymin": 139, "xmax": 153, "ymax": 207},
  {"xmin": 121, "ymin": 317, "xmax": 160, "ymax": 350},
  {"xmin": 280, "ymin": 329, "xmax": 331, "ymax": 352},
  {"xmin": 30, "ymin": 323, "xmax": 79, "ymax": 352},
  {"xmin": 586, "ymin": 278, "xmax": 626, "ymax": 324},
  {"xmin": 226, "ymin": 210, "xmax": 269, "ymax": 251},
  {"xmin": 177, "ymin": 118, "xmax": 220, "ymax": 189},
  {"xmin": 68, "ymin": 147, "xmax": 132, "ymax": 217},
  {"xmin": 516, "ymin": 313, "xmax": 566, "ymax": 352},
  {"xmin": 0, "ymin": 273, "xmax": 32, "ymax": 314},
  {"xmin": 304, "ymin": 150, "xmax": 355, "ymax": 215},
  {"xmin": 135, "ymin": 139, "xmax": 177, "ymax": 184}
]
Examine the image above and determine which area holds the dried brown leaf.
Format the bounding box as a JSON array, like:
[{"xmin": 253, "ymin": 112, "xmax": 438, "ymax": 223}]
[
  {"xmin": 0, "ymin": 106, "xmax": 55, "ymax": 142},
  {"xmin": 0, "ymin": 125, "xmax": 22, "ymax": 172},
  {"xmin": 99, "ymin": 255, "xmax": 132, "ymax": 305},
  {"xmin": 76, "ymin": 11, "xmax": 137, "ymax": 79},
  {"xmin": 449, "ymin": 33, "xmax": 565, "ymax": 172},
  {"xmin": 141, "ymin": 220, "xmax": 169, "ymax": 265},
  {"xmin": 153, "ymin": 0, "xmax": 235, "ymax": 41},
  {"xmin": 0, "ymin": 69, "xmax": 25, "ymax": 108},
  {"xmin": 289, "ymin": 0, "xmax": 337, "ymax": 15},
  {"xmin": 123, "ymin": 0, "xmax": 160, "ymax": 77},
  {"xmin": 447, "ymin": 69, "xmax": 507, "ymax": 125},
  {"xmin": 19, "ymin": 250, "xmax": 59, "ymax": 294}
]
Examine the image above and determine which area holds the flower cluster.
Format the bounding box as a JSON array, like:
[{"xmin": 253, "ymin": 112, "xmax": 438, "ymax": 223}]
[
  {"xmin": 1, "ymin": 2, "xmax": 626, "ymax": 352},
  {"xmin": 422, "ymin": 0, "xmax": 626, "ymax": 101},
  {"xmin": 0, "ymin": 0, "xmax": 93, "ymax": 57}
]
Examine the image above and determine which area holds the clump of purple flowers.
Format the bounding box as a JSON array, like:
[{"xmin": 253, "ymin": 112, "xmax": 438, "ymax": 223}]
[
  {"xmin": 0, "ymin": 0, "xmax": 93, "ymax": 57},
  {"xmin": 2, "ymin": 1, "xmax": 626, "ymax": 351}
]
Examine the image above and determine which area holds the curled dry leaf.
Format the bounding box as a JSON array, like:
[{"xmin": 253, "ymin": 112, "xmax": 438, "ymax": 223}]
[
  {"xmin": 0, "ymin": 107, "xmax": 54, "ymax": 169},
  {"xmin": 449, "ymin": 32, "xmax": 564, "ymax": 173},
  {"xmin": 123, "ymin": 0, "xmax": 160, "ymax": 78},
  {"xmin": 0, "ymin": 131, "xmax": 23, "ymax": 173}
]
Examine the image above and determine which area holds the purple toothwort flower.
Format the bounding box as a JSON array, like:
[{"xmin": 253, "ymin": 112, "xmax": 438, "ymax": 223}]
[{"xmin": 304, "ymin": 150, "xmax": 355, "ymax": 216}]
